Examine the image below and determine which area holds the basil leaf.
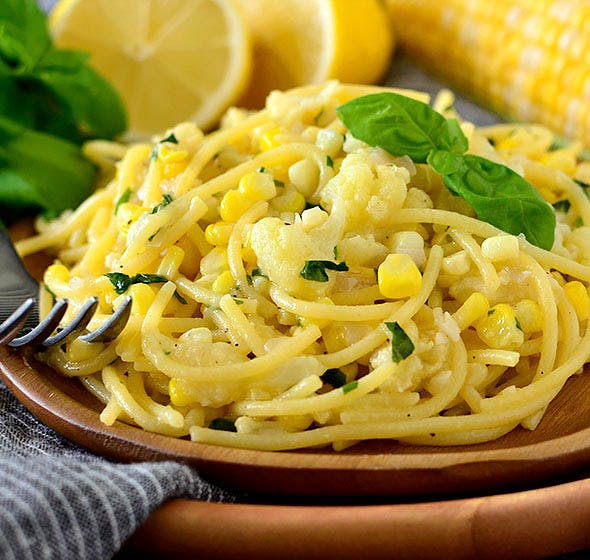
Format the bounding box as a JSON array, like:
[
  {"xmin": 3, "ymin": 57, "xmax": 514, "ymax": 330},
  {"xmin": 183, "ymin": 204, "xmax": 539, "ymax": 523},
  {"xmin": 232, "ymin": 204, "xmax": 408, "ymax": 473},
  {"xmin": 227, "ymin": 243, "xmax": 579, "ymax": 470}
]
[
  {"xmin": 385, "ymin": 322, "xmax": 415, "ymax": 363},
  {"xmin": 300, "ymin": 260, "xmax": 349, "ymax": 282},
  {"xmin": 321, "ymin": 368, "xmax": 346, "ymax": 388},
  {"xmin": 427, "ymin": 149, "xmax": 463, "ymax": 175},
  {"xmin": 209, "ymin": 418, "xmax": 237, "ymax": 432},
  {"xmin": 151, "ymin": 193, "xmax": 173, "ymax": 214},
  {"xmin": 336, "ymin": 92, "xmax": 468, "ymax": 162},
  {"xmin": 36, "ymin": 48, "xmax": 127, "ymax": 140},
  {"xmin": 0, "ymin": 0, "xmax": 51, "ymax": 74},
  {"xmin": 442, "ymin": 155, "xmax": 556, "ymax": 250},
  {"xmin": 0, "ymin": 117, "xmax": 95, "ymax": 222}
]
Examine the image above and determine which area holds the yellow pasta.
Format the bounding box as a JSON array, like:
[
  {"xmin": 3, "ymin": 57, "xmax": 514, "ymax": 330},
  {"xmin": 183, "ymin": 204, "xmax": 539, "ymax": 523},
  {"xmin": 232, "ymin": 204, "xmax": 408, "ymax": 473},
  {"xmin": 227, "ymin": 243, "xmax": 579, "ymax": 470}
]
[{"xmin": 21, "ymin": 82, "xmax": 590, "ymax": 451}]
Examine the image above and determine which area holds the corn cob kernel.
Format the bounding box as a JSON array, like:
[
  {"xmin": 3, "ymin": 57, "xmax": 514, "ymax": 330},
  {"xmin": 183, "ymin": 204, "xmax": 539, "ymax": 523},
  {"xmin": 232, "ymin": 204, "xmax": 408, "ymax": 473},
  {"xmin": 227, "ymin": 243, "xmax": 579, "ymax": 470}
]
[
  {"xmin": 212, "ymin": 270, "xmax": 235, "ymax": 294},
  {"xmin": 453, "ymin": 292, "xmax": 490, "ymax": 330},
  {"xmin": 205, "ymin": 222, "xmax": 234, "ymax": 246},
  {"xmin": 475, "ymin": 303, "xmax": 524, "ymax": 349},
  {"xmin": 378, "ymin": 253, "xmax": 422, "ymax": 299}
]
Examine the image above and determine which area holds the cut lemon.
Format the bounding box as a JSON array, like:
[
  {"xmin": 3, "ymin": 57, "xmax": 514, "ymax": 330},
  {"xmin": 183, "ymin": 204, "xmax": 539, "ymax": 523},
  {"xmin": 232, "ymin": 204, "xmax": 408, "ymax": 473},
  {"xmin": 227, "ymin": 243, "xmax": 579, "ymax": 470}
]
[
  {"xmin": 236, "ymin": 0, "xmax": 395, "ymax": 108},
  {"xmin": 50, "ymin": 0, "xmax": 252, "ymax": 137}
]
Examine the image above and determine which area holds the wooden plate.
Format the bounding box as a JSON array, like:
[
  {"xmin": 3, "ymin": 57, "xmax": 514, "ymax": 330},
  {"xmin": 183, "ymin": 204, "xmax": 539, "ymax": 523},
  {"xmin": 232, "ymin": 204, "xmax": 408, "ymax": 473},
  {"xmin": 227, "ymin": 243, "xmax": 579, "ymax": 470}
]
[
  {"xmin": 124, "ymin": 475, "xmax": 590, "ymax": 559},
  {"xmin": 1, "ymin": 346, "xmax": 590, "ymax": 497}
]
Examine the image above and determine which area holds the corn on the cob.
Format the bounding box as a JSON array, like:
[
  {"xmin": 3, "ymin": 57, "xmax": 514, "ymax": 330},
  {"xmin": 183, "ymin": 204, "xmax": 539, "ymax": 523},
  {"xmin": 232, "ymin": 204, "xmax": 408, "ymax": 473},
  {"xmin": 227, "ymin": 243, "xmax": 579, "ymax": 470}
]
[{"xmin": 386, "ymin": 0, "xmax": 590, "ymax": 144}]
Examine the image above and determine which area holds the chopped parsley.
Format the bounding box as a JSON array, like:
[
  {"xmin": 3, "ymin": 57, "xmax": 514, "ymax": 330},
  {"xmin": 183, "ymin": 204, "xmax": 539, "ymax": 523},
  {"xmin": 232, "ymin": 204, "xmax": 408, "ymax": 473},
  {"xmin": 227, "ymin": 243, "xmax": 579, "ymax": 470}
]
[
  {"xmin": 313, "ymin": 108, "xmax": 324, "ymax": 124},
  {"xmin": 173, "ymin": 291, "xmax": 188, "ymax": 305},
  {"xmin": 104, "ymin": 272, "xmax": 169, "ymax": 294},
  {"xmin": 114, "ymin": 188, "xmax": 132, "ymax": 214},
  {"xmin": 304, "ymin": 202, "xmax": 325, "ymax": 211},
  {"xmin": 147, "ymin": 228, "xmax": 161, "ymax": 241},
  {"xmin": 342, "ymin": 380, "xmax": 359, "ymax": 394},
  {"xmin": 209, "ymin": 418, "xmax": 237, "ymax": 432},
  {"xmin": 300, "ymin": 260, "xmax": 349, "ymax": 282},
  {"xmin": 326, "ymin": 155, "xmax": 334, "ymax": 168},
  {"xmin": 575, "ymin": 178, "xmax": 590, "ymax": 190},
  {"xmin": 487, "ymin": 308, "xmax": 495, "ymax": 316},
  {"xmin": 251, "ymin": 268, "xmax": 268, "ymax": 279},
  {"xmin": 151, "ymin": 193, "xmax": 173, "ymax": 214},
  {"xmin": 515, "ymin": 317, "xmax": 523, "ymax": 331},
  {"xmin": 384, "ymin": 322, "xmax": 415, "ymax": 363},
  {"xmin": 273, "ymin": 179, "xmax": 285, "ymax": 187},
  {"xmin": 257, "ymin": 166, "xmax": 267, "ymax": 173},
  {"xmin": 321, "ymin": 368, "xmax": 346, "ymax": 388}
]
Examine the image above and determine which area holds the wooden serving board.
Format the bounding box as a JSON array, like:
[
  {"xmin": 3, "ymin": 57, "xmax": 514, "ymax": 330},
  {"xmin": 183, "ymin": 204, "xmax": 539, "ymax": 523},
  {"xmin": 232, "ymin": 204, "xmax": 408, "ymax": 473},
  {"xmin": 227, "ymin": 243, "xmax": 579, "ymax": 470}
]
[{"xmin": 1, "ymin": 345, "xmax": 590, "ymax": 497}]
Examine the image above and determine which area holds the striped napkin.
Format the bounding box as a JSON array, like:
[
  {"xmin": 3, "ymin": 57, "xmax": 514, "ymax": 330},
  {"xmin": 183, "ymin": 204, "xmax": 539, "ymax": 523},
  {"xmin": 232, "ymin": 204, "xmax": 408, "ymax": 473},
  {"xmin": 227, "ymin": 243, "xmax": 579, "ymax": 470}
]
[{"xmin": 0, "ymin": 381, "xmax": 238, "ymax": 559}]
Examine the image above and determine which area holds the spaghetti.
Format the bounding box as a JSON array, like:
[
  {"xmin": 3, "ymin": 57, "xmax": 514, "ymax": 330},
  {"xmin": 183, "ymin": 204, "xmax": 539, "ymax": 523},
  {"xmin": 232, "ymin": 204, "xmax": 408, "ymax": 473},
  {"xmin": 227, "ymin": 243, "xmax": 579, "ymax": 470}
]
[{"xmin": 18, "ymin": 82, "xmax": 590, "ymax": 451}]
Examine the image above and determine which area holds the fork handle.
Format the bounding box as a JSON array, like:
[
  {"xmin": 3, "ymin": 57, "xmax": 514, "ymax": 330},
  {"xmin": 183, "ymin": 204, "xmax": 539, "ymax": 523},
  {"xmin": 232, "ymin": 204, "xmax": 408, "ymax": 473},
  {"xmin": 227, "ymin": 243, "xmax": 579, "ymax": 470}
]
[{"xmin": 0, "ymin": 226, "xmax": 39, "ymax": 323}]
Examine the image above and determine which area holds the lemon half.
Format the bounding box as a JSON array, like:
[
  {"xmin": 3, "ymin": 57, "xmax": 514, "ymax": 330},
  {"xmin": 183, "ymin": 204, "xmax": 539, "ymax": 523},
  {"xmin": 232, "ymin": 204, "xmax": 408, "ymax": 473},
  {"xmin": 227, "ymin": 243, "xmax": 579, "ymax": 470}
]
[
  {"xmin": 50, "ymin": 0, "xmax": 252, "ymax": 137},
  {"xmin": 237, "ymin": 0, "xmax": 395, "ymax": 107}
]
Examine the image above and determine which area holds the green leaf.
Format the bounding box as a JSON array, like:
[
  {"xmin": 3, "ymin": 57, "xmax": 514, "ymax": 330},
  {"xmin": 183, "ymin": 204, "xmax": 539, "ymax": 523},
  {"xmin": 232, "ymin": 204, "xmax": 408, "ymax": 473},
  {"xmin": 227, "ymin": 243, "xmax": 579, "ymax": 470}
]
[
  {"xmin": 384, "ymin": 322, "xmax": 415, "ymax": 363},
  {"xmin": 336, "ymin": 92, "xmax": 468, "ymax": 162},
  {"xmin": 326, "ymin": 155, "xmax": 334, "ymax": 168},
  {"xmin": 104, "ymin": 273, "xmax": 132, "ymax": 295},
  {"xmin": 0, "ymin": 117, "xmax": 95, "ymax": 222},
  {"xmin": 441, "ymin": 155, "xmax": 556, "ymax": 250},
  {"xmin": 427, "ymin": 149, "xmax": 463, "ymax": 175},
  {"xmin": 209, "ymin": 418, "xmax": 237, "ymax": 432},
  {"xmin": 151, "ymin": 193, "xmax": 173, "ymax": 214},
  {"xmin": 300, "ymin": 260, "xmax": 349, "ymax": 282},
  {"xmin": 104, "ymin": 272, "xmax": 169, "ymax": 294},
  {"xmin": 114, "ymin": 188, "xmax": 132, "ymax": 214},
  {"xmin": 36, "ymin": 48, "xmax": 127, "ymax": 140},
  {"xmin": 321, "ymin": 368, "xmax": 346, "ymax": 388},
  {"xmin": 0, "ymin": 0, "xmax": 51, "ymax": 74}
]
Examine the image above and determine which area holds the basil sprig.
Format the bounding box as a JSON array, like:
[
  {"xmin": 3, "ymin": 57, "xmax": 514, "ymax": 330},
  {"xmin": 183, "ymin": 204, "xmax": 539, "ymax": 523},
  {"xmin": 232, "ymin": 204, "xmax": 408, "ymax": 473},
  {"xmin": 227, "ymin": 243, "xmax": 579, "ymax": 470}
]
[{"xmin": 337, "ymin": 93, "xmax": 556, "ymax": 250}]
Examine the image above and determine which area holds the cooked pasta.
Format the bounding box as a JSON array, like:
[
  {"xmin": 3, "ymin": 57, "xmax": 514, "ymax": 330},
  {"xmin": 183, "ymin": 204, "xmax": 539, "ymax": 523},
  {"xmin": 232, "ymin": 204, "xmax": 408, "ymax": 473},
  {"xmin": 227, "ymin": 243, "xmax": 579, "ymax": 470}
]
[{"xmin": 18, "ymin": 82, "xmax": 590, "ymax": 451}]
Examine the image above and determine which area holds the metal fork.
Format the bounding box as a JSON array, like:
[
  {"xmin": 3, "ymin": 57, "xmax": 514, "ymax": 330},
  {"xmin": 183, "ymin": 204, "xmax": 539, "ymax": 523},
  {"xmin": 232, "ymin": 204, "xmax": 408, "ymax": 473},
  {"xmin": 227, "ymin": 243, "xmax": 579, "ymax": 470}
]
[{"xmin": 0, "ymin": 227, "xmax": 131, "ymax": 348}]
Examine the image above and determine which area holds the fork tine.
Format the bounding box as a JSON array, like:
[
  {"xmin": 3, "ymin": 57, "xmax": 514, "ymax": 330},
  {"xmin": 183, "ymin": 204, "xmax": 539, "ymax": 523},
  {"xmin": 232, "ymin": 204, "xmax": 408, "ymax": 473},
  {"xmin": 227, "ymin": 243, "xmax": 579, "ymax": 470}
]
[
  {"xmin": 0, "ymin": 298, "xmax": 36, "ymax": 345},
  {"xmin": 8, "ymin": 299, "xmax": 68, "ymax": 348},
  {"xmin": 79, "ymin": 296, "xmax": 132, "ymax": 343},
  {"xmin": 41, "ymin": 297, "xmax": 99, "ymax": 347}
]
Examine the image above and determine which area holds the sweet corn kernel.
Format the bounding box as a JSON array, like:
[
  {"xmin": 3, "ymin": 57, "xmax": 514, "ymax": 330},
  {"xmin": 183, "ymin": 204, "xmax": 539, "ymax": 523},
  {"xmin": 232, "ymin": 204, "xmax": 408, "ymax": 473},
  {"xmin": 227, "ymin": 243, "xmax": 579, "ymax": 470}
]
[
  {"xmin": 238, "ymin": 171, "xmax": 276, "ymax": 201},
  {"xmin": 564, "ymin": 281, "xmax": 590, "ymax": 321},
  {"xmin": 212, "ymin": 270, "xmax": 235, "ymax": 294},
  {"xmin": 513, "ymin": 299, "xmax": 543, "ymax": 332},
  {"xmin": 378, "ymin": 253, "xmax": 422, "ymax": 299},
  {"xmin": 259, "ymin": 127, "xmax": 284, "ymax": 151},
  {"xmin": 129, "ymin": 283, "xmax": 157, "ymax": 315},
  {"xmin": 204, "ymin": 222, "xmax": 233, "ymax": 246},
  {"xmin": 288, "ymin": 158, "xmax": 319, "ymax": 197},
  {"xmin": 116, "ymin": 203, "xmax": 148, "ymax": 234},
  {"xmin": 157, "ymin": 144, "xmax": 189, "ymax": 164},
  {"xmin": 272, "ymin": 190, "xmax": 306, "ymax": 213},
  {"xmin": 316, "ymin": 129, "xmax": 344, "ymax": 156},
  {"xmin": 169, "ymin": 378, "xmax": 197, "ymax": 407},
  {"xmin": 481, "ymin": 235, "xmax": 519, "ymax": 261},
  {"xmin": 162, "ymin": 160, "xmax": 188, "ymax": 179},
  {"xmin": 44, "ymin": 263, "xmax": 70, "ymax": 285},
  {"xmin": 219, "ymin": 189, "xmax": 254, "ymax": 222},
  {"xmin": 453, "ymin": 292, "xmax": 490, "ymax": 330},
  {"xmin": 475, "ymin": 303, "xmax": 524, "ymax": 349},
  {"xmin": 442, "ymin": 250, "xmax": 470, "ymax": 275}
]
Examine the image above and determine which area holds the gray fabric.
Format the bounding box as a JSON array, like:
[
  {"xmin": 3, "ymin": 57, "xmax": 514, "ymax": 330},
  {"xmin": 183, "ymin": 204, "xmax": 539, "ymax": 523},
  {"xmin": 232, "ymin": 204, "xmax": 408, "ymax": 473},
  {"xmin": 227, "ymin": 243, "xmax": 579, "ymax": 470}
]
[
  {"xmin": 1, "ymin": 3, "xmax": 502, "ymax": 558},
  {"xmin": 0, "ymin": 382, "xmax": 238, "ymax": 560}
]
